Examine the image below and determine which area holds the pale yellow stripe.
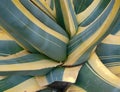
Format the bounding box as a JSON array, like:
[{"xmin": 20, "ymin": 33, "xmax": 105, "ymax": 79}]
[
  {"xmin": 0, "ymin": 60, "xmax": 60, "ymax": 71},
  {"xmin": 48, "ymin": 0, "xmax": 56, "ymax": 17},
  {"xmin": 102, "ymin": 34, "xmax": 120, "ymax": 45},
  {"xmin": 38, "ymin": 0, "xmax": 56, "ymax": 17},
  {"xmin": 0, "ymin": 26, "xmax": 27, "ymax": 50},
  {"xmin": 77, "ymin": 0, "xmax": 100, "ymax": 24},
  {"xmin": 35, "ymin": 76, "xmax": 49, "ymax": 86},
  {"xmin": 66, "ymin": 85, "xmax": 86, "ymax": 92},
  {"xmin": 0, "ymin": 76, "xmax": 6, "ymax": 80},
  {"xmin": 47, "ymin": 0, "xmax": 56, "ymax": 18},
  {"xmin": 0, "ymin": 30, "xmax": 13, "ymax": 40},
  {"xmin": 107, "ymin": 62, "xmax": 120, "ymax": 67},
  {"xmin": 76, "ymin": 0, "xmax": 110, "ymax": 35},
  {"xmin": 53, "ymin": 4, "xmax": 56, "ymax": 18},
  {"xmin": 76, "ymin": 0, "xmax": 112, "ymax": 35},
  {"xmin": 86, "ymin": 62, "xmax": 108, "ymax": 80},
  {"xmin": 88, "ymin": 53, "xmax": 120, "ymax": 88},
  {"xmin": 5, "ymin": 5, "xmax": 62, "ymax": 50},
  {"xmin": 63, "ymin": 65, "xmax": 82, "ymax": 83},
  {"xmin": 45, "ymin": 0, "xmax": 51, "ymax": 6},
  {"xmin": 31, "ymin": 0, "xmax": 56, "ymax": 20},
  {"xmin": 64, "ymin": 0, "xmax": 120, "ymax": 66},
  {"xmin": 71, "ymin": 0, "xmax": 74, "ymax": 9},
  {"xmin": 12, "ymin": 0, "xmax": 68, "ymax": 43},
  {"xmin": 5, "ymin": 78, "xmax": 42, "ymax": 92},
  {"xmin": 86, "ymin": 62, "xmax": 120, "ymax": 89},
  {"xmin": 60, "ymin": 0, "xmax": 76, "ymax": 37},
  {"xmin": 108, "ymin": 66, "xmax": 120, "ymax": 75},
  {"xmin": 116, "ymin": 30, "xmax": 120, "ymax": 36},
  {"xmin": 105, "ymin": 62, "xmax": 120, "ymax": 67},
  {"xmin": 86, "ymin": 61, "xmax": 113, "ymax": 85},
  {"xmin": 0, "ymin": 26, "xmax": 2, "ymax": 31},
  {"xmin": 0, "ymin": 50, "xmax": 29, "ymax": 60},
  {"xmin": 76, "ymin": 26, "xmax": 88, "ymax": 35}
]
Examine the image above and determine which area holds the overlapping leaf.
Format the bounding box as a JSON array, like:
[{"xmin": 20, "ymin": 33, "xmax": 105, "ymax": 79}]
[{"xmin": 0, "ymin": 0, "xmax": 120, "ymax": 91}]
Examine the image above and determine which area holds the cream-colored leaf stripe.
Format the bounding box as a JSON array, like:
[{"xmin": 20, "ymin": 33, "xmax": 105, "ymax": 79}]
[
  {"xmin": 0, "ymin": 50, "xmax": 29, "ymax": 60},
  {"xmin": 12, "ymin": 0, "xmax": 69, "ymax": 44},
  {"xmin": 0, "ymin": 25, "xmax": 30, "ymax": 51},
  {"xmin": 30, "ymin": 0, "xmax": 56, "ymax": 21},
  {"xmin": 88, "ymin": 53, "xmax": 120, "ymax": 88},
  {"xmin": 0, "ymin": 0, "xmax": 119, "ymax": 91},
  {"xmin": 108, "ymin": 66, "xmax": 120, "ymax": 75},
  {"xmin": 0, "ymin": 60, "xmax": 60, "ymax": 71},
  {"xmin": 38, "ymin": 0, "xmax": 56, "ymax": 17},
  {"xmin": 65, "ymin": 85, "xmax": 86, "ymax": 92},
  {"xmin": 77, "ymin": 0, "xmax": 100, "ymax": 24},
  {"xmin": 0, "ymin": 31, "xmax": 13, "ymax": 40},
  {"xmin": 35, "ymin": 66, "xmax": 81, "ymax": 86},
  {"xmin": 0, "ymin": 76, "xmax": 6, "ymax": 80},
  {"xmin": 35, "ymin": 76, "xmax": 49, "ymax": 87},
  {"xmin": 105, "ymin": 62, "xmax": 120, "ymax": 67},
  {"xmin": 64, "ymin": 0, "xmax": 120, "ymax": 66},
  {"xmin": 5, "ymin": 78, "xmax": 42, "ymax": 92},
  {"xmin": 102, "ymin": 34, "xmax": 120, "ymax": 45},
  {"xmin": 76, "ymin": 0, "xmax": 110, "ymax": 35},
  {"xmin": 116, "ymin": 30, "xmax": 120, "ymax": 36},
  {"xmin": 63, "ymin": 65, "xmax": 82, "ymax": 83},
  {"xmin": 60, "ymin": 0, "xmax": 77, "ymax": 37}
]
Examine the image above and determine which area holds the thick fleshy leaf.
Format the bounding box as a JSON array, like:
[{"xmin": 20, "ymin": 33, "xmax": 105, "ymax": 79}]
[
  {"xmin": 96, "ymin": 34, "xmax": 120, "ymax": 78},
  {"xmin": 0, "ymin": 40, "xmax": 23, "ymax": 56},
  {"xmin": 0, "ymin": 50, "xmax": 60, "ymax": 76},
  {"xmin": 0, "ymin": 0, "xmax": 69, "ymax": 62},
  {"xmin": 96, "ymin": 9, "xmax": 120, "ymax": 63},
  {"xmin": 0, "ymin": 0, "xmax": 119, "ymax": 91},
  {"xmin": 96, "ymin": 34, "xmax": 120, "ymax": 63},
  {"xmin": 35, "ymin": 66, "xmax": 81, "ymax": 87},
  {"xmin": 20, "ymin": 0, "xmax": 67, "ymax": 38},
  {"xmin": 0, "ymin": 31, "xmax": 23, "ymax": 56},
  {"xmin": 30, "ymin": 0, "xmax": 56, "ymax": 20},
  {"xmin": 65, "ymin": 85, "xmax": 86, "ymax": 92},
  {"xmin": 60, "ymin": 0, "xmax": 78, "ymax": 37},
  {"xmin": 110, "ymin": 8, "xmax": 120, "ymax": 35},
  {"xmin": 0, "ymin": 75, "xmax": 43, "ymax": 92},
  {"xmin": 64, "ymin": 0, "xmax": 120, "ymax": 66},
  {"xmin": 54, "ymin": 0, "xmax": 66, "ymax": 30},
  {"xmin": 76, "ymin": 0, "xmax": 111, "ymax": 25},
  {"xmin": 75, "ymin": 53, "xmax": 120, "ymax": 92},
  {"xmin": 76, "ymin": 0, "xmax": 99, "ymax": 25},
  {"xmin": 105, "ymin": 62, "xmax": 120, "ymax": 78},
  {"xmin": 47, "ymin": 0, "xmax": 55, "ymax": 11},
  {"xmin": 73, "ymin": 0, "xmax": 93, "ymax": 14}
]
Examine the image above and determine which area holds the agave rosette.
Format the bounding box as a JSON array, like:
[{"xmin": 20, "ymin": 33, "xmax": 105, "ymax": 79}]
[{"xmin": 0, "ymin": 0, "xmax": 120, "ymax": 91}]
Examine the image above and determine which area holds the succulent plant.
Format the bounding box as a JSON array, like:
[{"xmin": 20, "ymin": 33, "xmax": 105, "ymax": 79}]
[{"xmin": 0, "ymin": 0, "xmax": 120, "ymax": 92}]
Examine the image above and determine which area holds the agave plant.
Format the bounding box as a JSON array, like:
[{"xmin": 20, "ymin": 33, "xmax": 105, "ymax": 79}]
[{"xmin": 0, "ymin": 0, "xmax": 120, "ymax": 92}]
